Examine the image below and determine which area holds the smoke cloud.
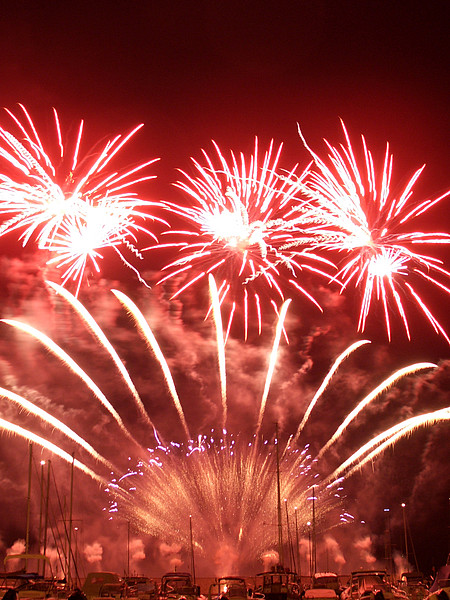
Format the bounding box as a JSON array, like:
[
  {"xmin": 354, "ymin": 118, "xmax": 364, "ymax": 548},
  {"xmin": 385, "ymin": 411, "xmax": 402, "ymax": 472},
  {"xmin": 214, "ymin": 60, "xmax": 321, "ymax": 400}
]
[
  {"xmin": 214, "ymin": 543, "xmax": 240, "ymax": 577},
  {"xmin": 130, "ymin": 538, "xmax": 146, "ymax": 564},
  {"xmin": 323, "ymin": 535, "xmax": 346, "ymax": 568},
  {"xmin": 261, "ymin": 550, "xmax": 279, "ymax": 572},
  {"xmin": 0, "ymin": 261, "xmax": 448, "ymax": 576},
  {"xmin": 5, "ymin": 539, "xmax": 26, "ymax": 570},
  {"xmin": 84, "ymin": 542, "xmax": 103, "ymax": 566},
  {"xmin": 159, "ymin": 542, "xmax": 183, "ymax": 571},
  {"xmin": 353, "ymin": 536, "xmax": 377, "ymax": 565}
]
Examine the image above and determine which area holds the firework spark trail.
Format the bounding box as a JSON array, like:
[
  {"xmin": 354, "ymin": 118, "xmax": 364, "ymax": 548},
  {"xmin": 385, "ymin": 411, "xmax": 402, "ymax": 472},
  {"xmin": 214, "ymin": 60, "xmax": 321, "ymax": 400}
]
[
  {"xmin": 147, "ymin": 139, "xmax": 331, "ymax": 335},
  {"xmin": 0, "ymin": 286, "xmax": 447, "ymax": 569},
  {"xmin": 0, "ymin": 105, "xmax": 161, "ymax": 294},
  {"xmin": 117, "ymin": 432, "xmax": 332, "ymax": 560},
  {"xmin": 209, "ymin": 275, "xmax": 227, "ymax": 428},
  {"xmin": 255, "ymin": 299, "xmax": 292, "ymax": 437},
  {"xmin": 0, "ymin": 387, "xmax": 115, "ymax": 470},
  {"xmin": 323, "ymin": 406, "xmax": 450, "ymax": 486},
  {"xmin": 111, "ymin": 289, "xmax": 191, "ymax": 440},
  {"xmin": 46, "ymin": 281, "xmax": 156, "ymax": 430},
  {"xmin": 289, "ymin": 339, "xmax": 371, "ymax": 447},
  {"xmin": 0, "ymin": 415, "xmax": 107, "ymax": 484},
  {"xmin": 344, "ymin": 407, "xmax": 450, "ymax": 477},
  {"xmin": 0, "ymin": 318, "xmax": 139, "ymax": 448},
  {"xmin": 43, "ymin": 200, "xmax": 158, "ymax": 297},
  {"xmin": 0, "ymin": 289, "xmax": 340, "ymax": 560},
  {"xmin": 292, "ymin": 121, "xmax": 450, "ymax": 342},
  {"xmin": 316, "ymin": 362, "xmax": 437, "ymax": 459},
  {"xmin": 404, "ymin": 280, "xmax": 450, "ymax": 343}
]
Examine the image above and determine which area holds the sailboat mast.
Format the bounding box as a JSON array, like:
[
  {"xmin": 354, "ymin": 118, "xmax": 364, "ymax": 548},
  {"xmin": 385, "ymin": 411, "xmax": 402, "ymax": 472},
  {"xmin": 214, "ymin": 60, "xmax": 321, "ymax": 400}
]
[
  {"xmin": 312, "ymin": 485, "xmax": 316, "ymax": 575},
  {"xmin": 42, "ymin": 460, "xmax": 51, "ymax": 576},
  {"xmin": 189, "ymin": 515, "xmax": 196, "ymax": 584},
  {"xmin": 276, "ymin": 423, "xmax": 284, "ymax": 566},
  {"xmin": 127, "ymin": 520, "xmax": 130, "ymax": 577},
  {"xmin": 284, "ymin": 499, "xmax": 295, "ymax": 572},
  {"xmin": 68, "ymin": 453, "xmax": 75, "ymax": 588},
  {"xmin": 295, "ymin": 507, "xmax": 301, "ymax": 578},
  {"xmin": 38, "ymin": 461, "xmax": 45, "ymax": 556},
  {"xmin": 25, "ymin": 442, "xmax": 33, "ymax": 570}
]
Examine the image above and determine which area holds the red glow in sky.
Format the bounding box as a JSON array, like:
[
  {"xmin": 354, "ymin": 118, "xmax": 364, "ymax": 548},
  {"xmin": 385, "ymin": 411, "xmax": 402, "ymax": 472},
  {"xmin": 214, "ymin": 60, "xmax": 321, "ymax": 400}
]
[{"xmin": 0, "ymin": 0, "xmax": 448, "ymax": 579}]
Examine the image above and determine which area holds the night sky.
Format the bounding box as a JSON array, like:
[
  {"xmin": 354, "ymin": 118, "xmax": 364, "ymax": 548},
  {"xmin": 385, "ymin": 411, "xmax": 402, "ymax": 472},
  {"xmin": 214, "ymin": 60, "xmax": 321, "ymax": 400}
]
[{"xmin": 0, "ymin": 0, "xmax": 449, "ymax": 581}]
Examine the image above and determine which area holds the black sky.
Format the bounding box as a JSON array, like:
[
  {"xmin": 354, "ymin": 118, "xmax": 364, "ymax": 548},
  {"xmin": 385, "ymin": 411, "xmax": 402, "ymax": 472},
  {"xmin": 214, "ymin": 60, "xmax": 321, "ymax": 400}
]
[{"xmin": 1, "ymin": 1, "xmax": 449, "ymax": 185}]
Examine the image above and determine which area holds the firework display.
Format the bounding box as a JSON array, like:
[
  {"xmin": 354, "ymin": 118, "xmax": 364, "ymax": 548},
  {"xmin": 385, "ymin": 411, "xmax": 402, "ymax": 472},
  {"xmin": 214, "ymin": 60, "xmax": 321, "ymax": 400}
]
[
  {"xmin": 0, "ymin": 106, "xmax": 448, "ymax": 574},
  {"xmin": 0, "ymin": 105, "xmax": 161, "ymax": 295},
  {"xmin": 290, "ymin": 121, "xmax": 450, "ymax": 341},
  {"xmin": 0, "ymin": 108, "xmax": 448, "ymax": 341},
  {"xmin": 0, "ymin": 282, "xmax": 446, "ymax": 573},
  {"xmin": 146, "ymin": 138, "xmax": 334, "ymax": 339}
]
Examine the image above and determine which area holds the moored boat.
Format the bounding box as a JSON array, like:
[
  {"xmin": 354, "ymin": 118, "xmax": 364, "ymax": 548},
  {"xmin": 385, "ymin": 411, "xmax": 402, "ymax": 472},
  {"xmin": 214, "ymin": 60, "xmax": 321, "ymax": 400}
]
[
  {"xmin": 208, "ymin": 576, "xmax": 248, "ymax": 600},
  {"xmin": 159, "ymin": 572, "xmax": 200, "ymax": 600},
  {"xmin": 256, "ymin": 566, "xmax": 301, "ymax": 600},
  {"xmin": 2, "ymin": 553, "xmax": 67, "ymax": 600}
]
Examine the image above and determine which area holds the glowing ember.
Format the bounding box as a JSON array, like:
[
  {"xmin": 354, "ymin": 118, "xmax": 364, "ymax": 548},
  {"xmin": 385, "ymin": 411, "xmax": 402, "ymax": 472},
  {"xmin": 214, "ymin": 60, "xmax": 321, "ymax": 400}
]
[
  {"xmin": 0, "ymin": 105, "xmax": 162, "ymax": 295},
  {"xmin": 0, "ymin": 280, "xmax": 444, "ymax": 572},
  {"xmin": 290, "ymin": 121, "xmax": 450, "ymax": 342},
  {"xmin": 146, "ymin": 139, "xmax": 334, "ymax": 339}
]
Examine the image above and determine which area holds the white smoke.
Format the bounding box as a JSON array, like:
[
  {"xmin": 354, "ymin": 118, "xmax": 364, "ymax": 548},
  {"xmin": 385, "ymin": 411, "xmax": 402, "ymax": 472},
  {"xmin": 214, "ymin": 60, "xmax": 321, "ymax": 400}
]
[
  {"xmin": 299, "ymin": 537, "xmax": 311, "ymax": 566},
  {"xmin": 84, "ymin": 542, "xmax": 103, "ymax": 566},
  {"xmin": 353, "ymin": 536, "xmax": 376, "ymax": 565},
  {"xmin": 261, "ymin": 549, "xmax": 279, "ymax": 572},
  {"xmin": 39, "ymin": 546, "xmax": 65, "ymax": 578},
  {"xmin": 130, "ymin": 538, "xmax": 146, "ymax": 562},
  {"xmin": 6, "ymin": 539, "xmax": 26, "ymax": 555},
  {"xmin": 159, "ymin": 542, "xmax": 183, "ymax": 570},
  {"xmin": 5, "ymin": 539, "xmax": 26, "ymax": 570},
  {"xmin": 214, "ymin": 543, "xmax": 239, "ymax": 576},
  {"xmin": 393, "ymin": 552, "xmax": 412, "ymax": 579},
  {"xmin": 323, "ymin": 535, "xmax": 346, "ymax": 569}
]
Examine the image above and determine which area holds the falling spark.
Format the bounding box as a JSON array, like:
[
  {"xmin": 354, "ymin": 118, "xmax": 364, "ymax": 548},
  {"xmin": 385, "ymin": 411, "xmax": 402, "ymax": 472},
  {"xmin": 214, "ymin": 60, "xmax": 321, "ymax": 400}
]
[
  {"xmin": 0, "ymin": 387, "xmax": 115, "ymax": 470},
  {"xmin": 111, "ymin": 289, "xmax": 191, "ymax": 440},
  {"xmin": 209, "ymin": 274, "xmax": 227, "ymax": 428},
  {"xmin": 0, "ymin": 416, "xmax": 107, "ymax": 484},
  {"xmin": 147, "ymin": 139, "xmax": 334, "ymax": 336},
  {"xmin": 324, "ymin": 406, "xmax": 450, "ymax": 485},
  {"xmin": 0, "ymin": 318, "xmax": 139, "ymax": 447},
  {"xmin": 292, "ymin": 121, "xmax": 450, "ymax": 342},
  {"xmin": 0, "ymin": 105, "xmax": 162, "ymax": 294},
  {"xmin": 317, "ymin": 361, "xmax": 437, "ymax": 458},
  {"xmin": 46, "ymin": 280, "xmax": 155, "ymax": 429},
  {"xmin": 290, "ymin": 339, "xmax": 371, "ymax": 445},
  {"xmin": 255, "ymin": 299, "xmax": 292, "ymax": 436}
]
